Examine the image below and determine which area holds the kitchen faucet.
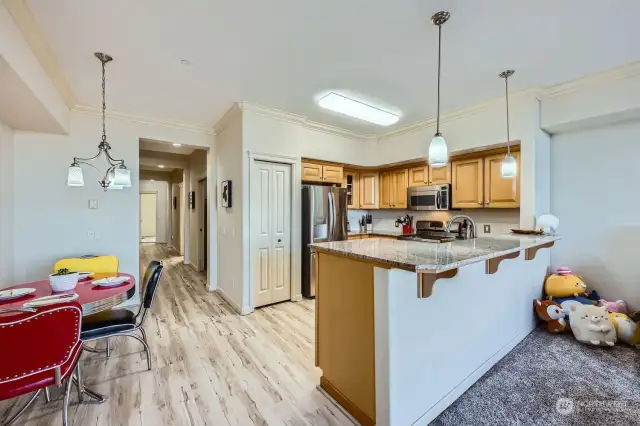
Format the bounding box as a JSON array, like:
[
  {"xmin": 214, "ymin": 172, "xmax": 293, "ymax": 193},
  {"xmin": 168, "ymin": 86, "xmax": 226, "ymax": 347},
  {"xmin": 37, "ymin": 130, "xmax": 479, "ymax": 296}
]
[{"xmin": 445, "ymin": 214, "xmax": 477, "ymax": 239}]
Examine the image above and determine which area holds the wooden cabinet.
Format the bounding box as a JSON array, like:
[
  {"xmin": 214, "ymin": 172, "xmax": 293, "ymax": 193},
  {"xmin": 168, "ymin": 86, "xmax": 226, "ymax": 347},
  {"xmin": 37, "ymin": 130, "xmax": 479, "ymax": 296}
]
[
  {"xmin": 359, "ymin": 172, "xmax": 379, "ymax": 209},
  {"xmin": 302, "ymin": 161, "xmax": 343, "ymax": 183},
  {"xmin": 302, "ymin": 161, "xmax": 323, "ymax": 182},
  {"xmin": 392, "ymin": 169, "xmax": 409, "ymax": 208},
  {"xmin": 484, "ymin": 152, "xmax": 520, "ymax": 208},
  {"xmin": 429, "ymin": 163, "xmax": 451, "ymax": 185},
  {"xmin": 343, "ymin": 170, "xmax": 360, "ymax": 209},
  {"xmin": 379, "ymin": 172, "xmax": 392, "ymax": 208},
  {"xmin": 408, "ymin": 166, "xmax": 428, "ymax": 187},
  {"xmin": 452, "ymin": 158, "xmax": 484, "ymax": 208}
]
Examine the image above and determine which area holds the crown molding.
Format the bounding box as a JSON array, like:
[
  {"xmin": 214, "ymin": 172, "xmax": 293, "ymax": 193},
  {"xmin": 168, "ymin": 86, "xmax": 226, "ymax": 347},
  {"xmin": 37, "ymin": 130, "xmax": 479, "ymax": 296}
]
[
  {"xmin": 72, "ymin": 104, "xmax": 215, "ymax": 135},
  {"xmin": 237, "ymin": 101, "xmax": 373, "ymax": 141},
  {"xmin": 3, "ymin": 0, "xmax": 76, "ymax": 109},
  {"xmin": 213, "ymin": 102, "xmax": 243, "ymax": 135},
  {"xmin": 543, "ymin": 60, "xmax": 640, "ymax": 98}
]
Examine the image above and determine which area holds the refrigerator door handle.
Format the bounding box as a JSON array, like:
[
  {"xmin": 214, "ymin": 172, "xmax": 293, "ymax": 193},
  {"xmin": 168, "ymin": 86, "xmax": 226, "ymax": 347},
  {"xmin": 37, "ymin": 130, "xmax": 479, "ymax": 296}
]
[{"xmin": 327, "ymin": 191, "xmax": 335, "ymax": 241}]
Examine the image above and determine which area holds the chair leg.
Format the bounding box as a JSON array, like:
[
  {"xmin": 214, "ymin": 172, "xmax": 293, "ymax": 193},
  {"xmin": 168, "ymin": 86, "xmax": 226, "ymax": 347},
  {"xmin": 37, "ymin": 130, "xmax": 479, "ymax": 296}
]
[
  {"xmin": 139, "ymin": 326, "xmax": 148, "ymax": 344},
  {"xmin": 44, "ymin": 387, "xmax": 51, "ymax": 403},
  {"xmin": 76, "ymin": 363, "xmax": 84, "ymax": 403},
  {"xmin": 125, "ymin": 334, "xmax": 151, "ymax": 370},
  {"xmin": 62, "ymin": 377, "xmax": 72, "ymax": 426},
  {"xmin": 2, "ymin": 390, "xmax": 41, "ymax": 426},
  {"xmin": 106, "ymin": 339, "xmax": 111, "ymax": 358}
]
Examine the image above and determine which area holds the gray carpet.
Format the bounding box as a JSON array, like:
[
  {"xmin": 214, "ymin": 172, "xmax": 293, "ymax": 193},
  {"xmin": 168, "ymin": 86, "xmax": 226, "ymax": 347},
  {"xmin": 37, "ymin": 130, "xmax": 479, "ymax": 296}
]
[{"xmin": 431, "ymin": 327, "xmax": 640, "ymax": 426}]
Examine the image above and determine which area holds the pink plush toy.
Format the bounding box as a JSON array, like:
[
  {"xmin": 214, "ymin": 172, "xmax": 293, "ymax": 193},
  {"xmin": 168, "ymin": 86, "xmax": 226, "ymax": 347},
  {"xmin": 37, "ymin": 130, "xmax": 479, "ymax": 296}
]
[{"xmin": 598, "ymin": 299, "xmax": 629, "ymax": 314}]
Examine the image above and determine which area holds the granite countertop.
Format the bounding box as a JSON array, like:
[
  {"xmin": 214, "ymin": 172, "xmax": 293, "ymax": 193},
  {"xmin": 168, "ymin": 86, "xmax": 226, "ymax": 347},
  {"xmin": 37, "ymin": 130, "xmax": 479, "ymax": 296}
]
[
  {"xmin": 310, "ymin": 234, "xmax": 561, "ymax": 272},
  {"xmin": 348, "ymin": 229, "xmax": 405, "ymax": 237}
]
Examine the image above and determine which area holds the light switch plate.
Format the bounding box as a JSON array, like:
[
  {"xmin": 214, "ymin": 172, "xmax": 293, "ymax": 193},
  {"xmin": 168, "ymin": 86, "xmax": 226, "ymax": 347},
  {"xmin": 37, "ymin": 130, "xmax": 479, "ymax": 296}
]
[
  {"xmin": 484, "ymin": 225, "xmax": 491, "ymax": 234},
  {"xmin": 88, "ymin": 199, "xmax": 98, "ymax": 209}
]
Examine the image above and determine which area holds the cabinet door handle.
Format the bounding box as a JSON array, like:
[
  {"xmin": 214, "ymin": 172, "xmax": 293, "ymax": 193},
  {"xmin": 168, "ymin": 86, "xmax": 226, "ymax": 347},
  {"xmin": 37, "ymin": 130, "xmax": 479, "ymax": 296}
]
[
  {"xmin": 477, "ymin": 201, "xmax": 482, "ymax": 205},
  {"xmin": 485, "ymin": 201, "xmax": 490, "ymax": 205}
]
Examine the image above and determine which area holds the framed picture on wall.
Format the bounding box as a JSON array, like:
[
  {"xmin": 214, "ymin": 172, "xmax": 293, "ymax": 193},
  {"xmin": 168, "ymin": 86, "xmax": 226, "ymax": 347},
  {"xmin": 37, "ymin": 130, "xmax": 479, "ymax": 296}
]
[
  {"xmin": 221, "ymin": 180, "xmax": 232, "ymax": 208},
  {"xmin": 190, "ymin": 191, "xmax": 196, "ymax": 210},
  {"xmin": 173, "ymin": 196, "xmax": 177, "ymax": 210}
]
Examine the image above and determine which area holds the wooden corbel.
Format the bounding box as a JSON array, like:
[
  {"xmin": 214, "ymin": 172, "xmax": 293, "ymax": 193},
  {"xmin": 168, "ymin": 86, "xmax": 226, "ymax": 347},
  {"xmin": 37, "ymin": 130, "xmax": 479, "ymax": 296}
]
[
  {"xmin": 485, "ymin": 251, "xmax": 520, "ymax": 274},
  {"xmin": 417, "ymin": 268, "xmax": 458, "ymax": 298},
  {"xmin": 525, "ymin": 241, "xmax": 555, "ymax": 261}
]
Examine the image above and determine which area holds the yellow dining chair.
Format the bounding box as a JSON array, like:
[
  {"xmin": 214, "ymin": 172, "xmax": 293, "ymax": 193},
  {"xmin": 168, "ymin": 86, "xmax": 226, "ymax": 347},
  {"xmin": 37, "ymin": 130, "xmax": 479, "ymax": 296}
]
[{"xmin": 53, "ymin": 255, "xmax": 119, "ymax": 274}]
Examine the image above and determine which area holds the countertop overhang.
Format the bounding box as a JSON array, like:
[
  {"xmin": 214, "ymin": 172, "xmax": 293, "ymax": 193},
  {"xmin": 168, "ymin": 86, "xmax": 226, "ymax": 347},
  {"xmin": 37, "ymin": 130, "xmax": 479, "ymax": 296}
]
[{"xmin": 310, "ymin": 234, "xmax": 561, "ymax": 273}]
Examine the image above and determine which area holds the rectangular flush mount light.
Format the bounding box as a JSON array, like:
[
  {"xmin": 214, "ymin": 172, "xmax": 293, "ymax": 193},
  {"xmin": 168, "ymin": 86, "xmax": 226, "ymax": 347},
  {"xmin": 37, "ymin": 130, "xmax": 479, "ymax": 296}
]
[{"xmin": 318, "ymin": 92, "xmax": 400, "ymax": 126}]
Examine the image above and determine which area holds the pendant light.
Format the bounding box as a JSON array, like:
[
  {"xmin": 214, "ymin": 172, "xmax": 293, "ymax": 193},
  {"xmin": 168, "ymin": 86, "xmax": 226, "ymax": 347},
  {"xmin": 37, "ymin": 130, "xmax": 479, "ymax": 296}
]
[
  {"xmin": 500, "ymin": 69, "xmax": 517, "ymax": 178},
  {"xmin": 428, "ymin": 11, "xmax": 450, "ymax": 168},
  {"xmin": 67, "ymin": 53, "xmax": 132, "ymax": 191}
]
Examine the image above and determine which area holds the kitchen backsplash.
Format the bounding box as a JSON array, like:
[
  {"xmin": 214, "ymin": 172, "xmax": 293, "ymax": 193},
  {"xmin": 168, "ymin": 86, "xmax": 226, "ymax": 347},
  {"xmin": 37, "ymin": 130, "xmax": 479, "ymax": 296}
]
[{"xmin": 348, "ymin": 209, "xmax": 520, "ymax": 236}]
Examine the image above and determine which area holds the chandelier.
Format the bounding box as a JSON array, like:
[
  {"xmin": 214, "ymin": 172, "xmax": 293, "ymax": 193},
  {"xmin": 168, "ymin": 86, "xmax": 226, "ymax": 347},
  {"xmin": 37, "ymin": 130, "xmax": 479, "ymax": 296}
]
[{"xmin": 67, "ymin": 53, "xmax": 132, "ymax": 191}]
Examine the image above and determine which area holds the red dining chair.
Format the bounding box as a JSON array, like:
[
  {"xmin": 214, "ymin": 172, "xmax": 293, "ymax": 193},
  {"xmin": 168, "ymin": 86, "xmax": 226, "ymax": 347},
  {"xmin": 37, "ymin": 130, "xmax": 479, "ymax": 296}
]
[{"xmin": 0, "ymin": 303, "xmax": 83, "ymax": 426}]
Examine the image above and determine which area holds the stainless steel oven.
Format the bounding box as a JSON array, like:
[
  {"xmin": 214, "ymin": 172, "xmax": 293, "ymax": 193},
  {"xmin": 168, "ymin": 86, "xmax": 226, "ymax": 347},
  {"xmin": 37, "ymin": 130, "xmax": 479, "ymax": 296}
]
[{"xmin": 408, "ymin": 184, "xmax": 451, "ymax": 211}]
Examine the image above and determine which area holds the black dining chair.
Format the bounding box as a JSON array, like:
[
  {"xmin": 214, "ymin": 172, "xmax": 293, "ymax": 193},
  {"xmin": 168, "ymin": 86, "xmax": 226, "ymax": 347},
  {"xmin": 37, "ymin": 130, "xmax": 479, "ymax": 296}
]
[{"xmin": 80, "ymin": 261, "xmax": 164, "ymax": 371}]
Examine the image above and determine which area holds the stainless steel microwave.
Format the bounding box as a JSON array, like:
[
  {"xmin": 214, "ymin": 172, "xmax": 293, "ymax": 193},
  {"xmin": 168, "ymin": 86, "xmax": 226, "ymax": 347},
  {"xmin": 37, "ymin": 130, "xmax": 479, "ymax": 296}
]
[{"xmin": 408, "ymin": 184, "xmax": 451, "ymax": 211}]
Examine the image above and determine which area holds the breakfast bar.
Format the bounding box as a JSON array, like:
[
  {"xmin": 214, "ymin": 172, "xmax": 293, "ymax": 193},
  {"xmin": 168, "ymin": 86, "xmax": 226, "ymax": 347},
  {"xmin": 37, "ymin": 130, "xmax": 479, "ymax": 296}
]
[{"xmin": 310, "ymin": 234, "xmax": 560, "ymax": 426}]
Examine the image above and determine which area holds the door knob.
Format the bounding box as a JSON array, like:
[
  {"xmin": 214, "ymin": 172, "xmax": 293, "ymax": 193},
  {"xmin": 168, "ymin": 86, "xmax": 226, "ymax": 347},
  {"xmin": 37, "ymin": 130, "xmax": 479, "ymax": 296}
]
[{"xmin": 278, "ymin": 239, "xmax": 282, "ymax": 243}]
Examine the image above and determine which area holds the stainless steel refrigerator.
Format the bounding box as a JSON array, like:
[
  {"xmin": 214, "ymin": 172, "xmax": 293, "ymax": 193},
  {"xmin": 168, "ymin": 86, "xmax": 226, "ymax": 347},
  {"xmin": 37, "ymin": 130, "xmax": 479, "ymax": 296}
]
[{"xmin": 301, "ymin": 185, "xmax": 348, "ymax": 298}]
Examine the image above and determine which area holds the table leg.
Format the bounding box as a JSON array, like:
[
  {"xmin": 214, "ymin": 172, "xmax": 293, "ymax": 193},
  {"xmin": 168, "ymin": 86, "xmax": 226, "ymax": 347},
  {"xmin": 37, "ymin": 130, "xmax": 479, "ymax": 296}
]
[{"xmin": 71, "ymin": 376, "xmax": 107, "ymax": 404}]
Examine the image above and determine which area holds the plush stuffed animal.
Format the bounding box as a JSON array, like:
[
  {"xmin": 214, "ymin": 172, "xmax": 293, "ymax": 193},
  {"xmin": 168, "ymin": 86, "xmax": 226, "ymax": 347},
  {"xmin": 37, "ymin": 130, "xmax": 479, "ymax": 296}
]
[
  {"xmin": 549, "ymin": 296, "xmax": 595, "ymax": 315},
  {"xmin": 608, "ymin": 312, "xmax": 640, "ymax": 345},
  {"xmin": 534, "ymin": 299, "xmax": 568, "ymax": 333},
  {"xmin": 598, "ymin": 299, "xmax": 629, "ymax": 314},
  {"xmin": 569, "ymin": 304, "xmax": 616, "ymax": 346},
  {"xmin": 545, "ymin": 267, "xmax": 587, "ymax": 298}
]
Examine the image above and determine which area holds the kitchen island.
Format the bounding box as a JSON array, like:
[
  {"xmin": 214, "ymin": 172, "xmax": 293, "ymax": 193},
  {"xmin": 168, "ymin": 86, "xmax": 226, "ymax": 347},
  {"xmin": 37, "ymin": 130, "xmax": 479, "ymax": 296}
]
[{"xmin": 310, "ymin": 234, "xmax": 560, "ymax": 426}]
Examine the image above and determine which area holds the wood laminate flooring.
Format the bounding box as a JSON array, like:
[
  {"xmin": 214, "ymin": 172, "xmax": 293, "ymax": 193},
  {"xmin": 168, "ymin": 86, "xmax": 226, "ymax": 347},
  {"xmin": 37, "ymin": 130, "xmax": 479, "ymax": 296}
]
[{"xmin": 1, "ymin": 244, "xmax": 352, "ymax": 426}]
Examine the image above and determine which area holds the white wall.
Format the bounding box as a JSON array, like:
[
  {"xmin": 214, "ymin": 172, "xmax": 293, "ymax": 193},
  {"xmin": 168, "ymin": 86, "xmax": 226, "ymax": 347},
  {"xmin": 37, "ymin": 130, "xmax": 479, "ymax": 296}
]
[
  {"xmin": 0, "ymin": 121, "xmax": 14, "ymax": 288},
  {"xmin": 550, "ymin": 121, "xmax": 640, "ymax": 310},
  {"xmin": 139, "ymin": 175, "xmax": 171, "ymax": 243},
  {"xmin": 216, "ymin": 111, "xmax": 245, "ymax": 311},
  {"xmin": 10, "ymin": 111, "xmax": 213, "ymax": 304}
]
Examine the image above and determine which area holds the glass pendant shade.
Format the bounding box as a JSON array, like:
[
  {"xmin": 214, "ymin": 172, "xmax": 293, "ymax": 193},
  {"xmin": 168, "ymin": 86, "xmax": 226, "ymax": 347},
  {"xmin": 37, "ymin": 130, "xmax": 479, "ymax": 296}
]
[
  {"xmin": 67, "ymin": 166, "xmax": 84, "ymax": 186},
  {"xmin": 114, "ymin": 168, "xmax": 132, "ymax": 187},
  {"xmin": 107, "ymin": 171, "xmax": 123, "ymax": 190},
  {"xmin": 428, "ymin": 134, "xmax": 449, "ymax": 168},
  {"xmin": 501, "ymin": 153, "xmax": 517, "ymax": 178}
]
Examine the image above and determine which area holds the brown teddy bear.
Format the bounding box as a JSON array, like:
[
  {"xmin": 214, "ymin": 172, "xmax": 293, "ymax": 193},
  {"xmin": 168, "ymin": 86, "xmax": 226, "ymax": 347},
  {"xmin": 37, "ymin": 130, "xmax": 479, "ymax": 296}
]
[{"xmin": 534, "ymin": 299, "xmax": 568, "ymax": 333}]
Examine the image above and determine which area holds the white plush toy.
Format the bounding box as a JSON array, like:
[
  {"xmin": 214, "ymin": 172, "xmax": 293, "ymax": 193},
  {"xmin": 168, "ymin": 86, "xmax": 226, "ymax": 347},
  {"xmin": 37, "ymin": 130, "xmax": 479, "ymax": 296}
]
[{"xmin": 568, "ymin": 304, "xmax": 616, "ymax": 346}]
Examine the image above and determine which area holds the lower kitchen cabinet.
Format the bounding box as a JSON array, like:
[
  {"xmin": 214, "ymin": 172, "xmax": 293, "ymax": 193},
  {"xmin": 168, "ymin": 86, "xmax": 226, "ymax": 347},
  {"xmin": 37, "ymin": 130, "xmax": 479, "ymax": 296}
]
[{"xmin": 484, "ymin": 152, "xmax": 520, "ymax": 208}]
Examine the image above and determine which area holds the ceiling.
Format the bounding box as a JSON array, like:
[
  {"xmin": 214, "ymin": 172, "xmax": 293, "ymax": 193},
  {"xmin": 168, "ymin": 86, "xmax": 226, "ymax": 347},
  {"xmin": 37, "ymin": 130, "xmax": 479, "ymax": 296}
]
[
  {"xmin": 139, "ymin": 138, "xmax": 196, "ymax": 155},
  {"xmin": 27, "ymin": 0, "xmax": 640, "ymax": 135}
]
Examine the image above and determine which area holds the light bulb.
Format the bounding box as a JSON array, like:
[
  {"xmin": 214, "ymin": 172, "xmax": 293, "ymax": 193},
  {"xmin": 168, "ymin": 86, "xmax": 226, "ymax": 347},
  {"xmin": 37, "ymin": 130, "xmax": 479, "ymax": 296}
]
[
  {"xmin": 428, "ymin": 134, "xmax": 448, "ymax": 168},
  {"xmin": 501, "ymin": 153, "xmax": 517, "ymax": 178}
]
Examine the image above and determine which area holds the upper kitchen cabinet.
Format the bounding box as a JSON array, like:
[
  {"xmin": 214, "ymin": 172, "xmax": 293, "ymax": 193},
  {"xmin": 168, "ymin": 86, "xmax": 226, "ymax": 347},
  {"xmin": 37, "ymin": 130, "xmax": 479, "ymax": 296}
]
[
  {"xmin": 379, "ymin": 171, "xmax": 392, "ymax": 208},
  {"xmin": 343, "ymin": 170, "xmax": 360, "ymax": 209},
  {"xmin": 322, "ymin": 165, "xmax": 343, "ymax": 184},
  {"xmin": 359, "ymin": 172, "xmax": 379, "ymax": 209},
  {"xmin": 484, "ymin": 152, "xmax": 520, "ymax": 208},
  {"xmin": 429, "ymin": 162, "xmax": 451, "ymax": 185},
  {"xmin": 452, "ymin": 158, "xmax": 484, "ymax": 208},
  {"xmin": 408, "ymin": 166, "xmax": 428, "ymax": 187},
  {"xmin": 392, "ymin": 168, "xmax": 409, "ymax": 208},
  {"xmin": 301, "ymin": 160, "xmax": 343, "ymax": 184}
]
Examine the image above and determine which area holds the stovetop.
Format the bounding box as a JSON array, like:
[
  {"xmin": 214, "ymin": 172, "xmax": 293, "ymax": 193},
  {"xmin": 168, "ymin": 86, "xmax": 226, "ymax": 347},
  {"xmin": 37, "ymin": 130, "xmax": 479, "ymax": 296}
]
[{"xmin": 397, "ymin": 231, "xmax": 459, "ymax": 243}]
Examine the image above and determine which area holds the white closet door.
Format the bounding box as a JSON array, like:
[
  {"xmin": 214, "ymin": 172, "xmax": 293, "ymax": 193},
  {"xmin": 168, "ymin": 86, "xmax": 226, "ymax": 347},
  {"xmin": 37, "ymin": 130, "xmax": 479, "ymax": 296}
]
[{"xmin": 251, "ymin": 161, "xmax": 292, "ymax": 308}]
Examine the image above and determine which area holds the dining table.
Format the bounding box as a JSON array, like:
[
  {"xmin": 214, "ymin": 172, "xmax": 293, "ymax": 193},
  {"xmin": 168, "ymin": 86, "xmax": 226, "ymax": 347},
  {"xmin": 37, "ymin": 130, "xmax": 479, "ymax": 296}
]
[
  {"xmin": 0, "ymin": 272, "xmax": 136, "ymax": 315},
  {"xmin": 0, "ymin": 272, "xmax": 136, "ymax": 404}
]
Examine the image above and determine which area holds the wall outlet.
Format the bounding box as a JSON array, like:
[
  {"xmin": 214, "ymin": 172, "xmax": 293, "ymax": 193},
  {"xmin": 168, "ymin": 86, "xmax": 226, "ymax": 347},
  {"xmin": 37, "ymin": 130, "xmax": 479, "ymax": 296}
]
[{"xmin": 484, "ymin": 225, "xmax": 491, "ymax": 234}]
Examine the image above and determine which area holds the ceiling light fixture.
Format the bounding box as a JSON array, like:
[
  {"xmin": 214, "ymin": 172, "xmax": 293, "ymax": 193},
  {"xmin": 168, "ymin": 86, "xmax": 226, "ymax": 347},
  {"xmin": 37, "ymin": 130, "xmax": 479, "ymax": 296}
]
[
  {"xmin": 172, "ymin": 143, "xmax": 182, "ymax": 147},
  {"xmin": 500, "ymin": 69, "xmax": 517, "ymax": 178},
  {"xmin": 317, "ymin": 92, "xmax": 399, "ymax": 126},
  {"xmin": 67, "ymin": 53, "xmax": 132, "ymax": 190},
  {"xmin": 157, "ymin": 164, "xmax": 165, "ymax": 168},
  {"xmin": 428, "ymin": 11, "xmax": 450, "ymax": 169},
  {"xmin": 180, "ymin": 59, "xmax": 192, "ymax": 66}
]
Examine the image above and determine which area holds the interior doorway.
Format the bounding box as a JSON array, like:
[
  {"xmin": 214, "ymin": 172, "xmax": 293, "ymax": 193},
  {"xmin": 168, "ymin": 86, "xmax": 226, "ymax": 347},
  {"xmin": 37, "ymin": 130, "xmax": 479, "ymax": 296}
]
[
  {"xmin": 140, "ymin": 192, "xmax": 158, "ymax": 243},
  {"xmin": 198, "ymin": 178, "xmax": 208, "ymax": 273},
  {"xmin": 250, "ymin": 160, "xmax": 293, "ymax": 308}
]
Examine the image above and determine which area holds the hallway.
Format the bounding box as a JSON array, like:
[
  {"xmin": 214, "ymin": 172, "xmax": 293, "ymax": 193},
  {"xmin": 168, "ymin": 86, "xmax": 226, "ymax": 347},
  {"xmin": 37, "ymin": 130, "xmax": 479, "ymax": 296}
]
[{"xmin": 1, "ymin": 244, "xmax": 351, "ymax": 425}]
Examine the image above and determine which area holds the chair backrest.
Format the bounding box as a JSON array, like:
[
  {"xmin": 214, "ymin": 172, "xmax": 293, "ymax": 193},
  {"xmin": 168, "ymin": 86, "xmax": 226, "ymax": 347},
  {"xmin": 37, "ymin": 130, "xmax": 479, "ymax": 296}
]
[
  {"xmin": 54, "ymin": 255, "xmax": 119, "ymax": 274},
  {"xmin": 142, "ymin": 261, "xmax": 164, "ymax": 309},
  {"xmin": 0, "ymin": 303, "xmax": 82, "ymax": 393}
]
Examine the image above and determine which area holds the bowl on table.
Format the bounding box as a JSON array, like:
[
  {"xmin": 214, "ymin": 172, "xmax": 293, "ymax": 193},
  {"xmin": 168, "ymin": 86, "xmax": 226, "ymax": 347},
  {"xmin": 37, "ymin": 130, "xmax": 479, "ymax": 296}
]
[{"xmin": 49, "ymin": 272, "xmax": 79, "ymax": 292}]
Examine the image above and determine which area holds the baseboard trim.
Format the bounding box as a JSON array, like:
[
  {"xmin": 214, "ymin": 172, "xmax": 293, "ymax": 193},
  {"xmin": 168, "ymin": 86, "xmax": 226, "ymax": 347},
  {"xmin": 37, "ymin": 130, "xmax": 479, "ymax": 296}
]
[
  {"xmin": 215, "ymin": 288, "xmax": 252, "ymax": 315},
  {"xmin": 412, "ymin": 324, "xmax": 535, "ymax": 425},
  {"xmin": 320, "ymin": 376, "xmax": 375, "ymax": 426}
]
